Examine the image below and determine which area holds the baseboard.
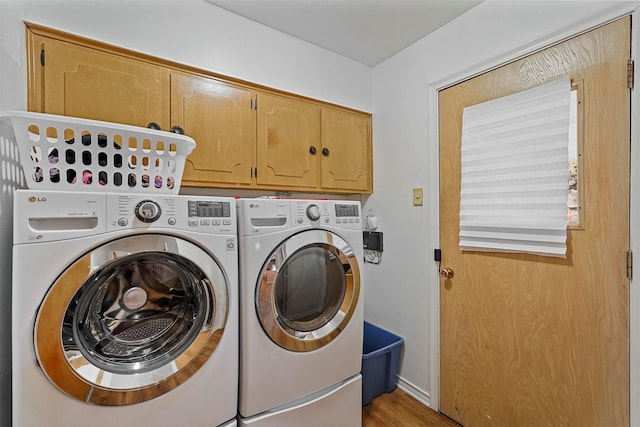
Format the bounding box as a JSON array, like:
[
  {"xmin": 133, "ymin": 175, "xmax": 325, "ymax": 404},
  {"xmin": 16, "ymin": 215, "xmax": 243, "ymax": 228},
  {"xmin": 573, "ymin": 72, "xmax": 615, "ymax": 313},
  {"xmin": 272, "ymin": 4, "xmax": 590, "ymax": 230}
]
[{"xmin": 396, "ymin": 376, "xmax": 432, "ymax": 408}]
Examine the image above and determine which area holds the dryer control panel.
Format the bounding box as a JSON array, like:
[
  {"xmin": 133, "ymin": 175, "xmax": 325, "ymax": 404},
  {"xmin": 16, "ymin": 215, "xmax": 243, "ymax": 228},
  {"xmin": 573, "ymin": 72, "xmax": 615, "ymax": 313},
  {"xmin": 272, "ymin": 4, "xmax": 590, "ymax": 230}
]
[
  {"xmin": 291, "ymin": 200, "xmax": 361, "ymax": 230},
  {"xmin": 237, "ymin": 198, "xmax": 361, "ymax": 236}
]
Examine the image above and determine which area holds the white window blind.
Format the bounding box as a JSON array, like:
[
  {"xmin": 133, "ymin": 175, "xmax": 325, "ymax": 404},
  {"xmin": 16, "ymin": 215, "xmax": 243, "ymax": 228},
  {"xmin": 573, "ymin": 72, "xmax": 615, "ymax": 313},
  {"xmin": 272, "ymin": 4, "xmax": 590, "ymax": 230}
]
[{"xmin": 459, "ymin": 77, "xmax": 570, "ymax": 257}]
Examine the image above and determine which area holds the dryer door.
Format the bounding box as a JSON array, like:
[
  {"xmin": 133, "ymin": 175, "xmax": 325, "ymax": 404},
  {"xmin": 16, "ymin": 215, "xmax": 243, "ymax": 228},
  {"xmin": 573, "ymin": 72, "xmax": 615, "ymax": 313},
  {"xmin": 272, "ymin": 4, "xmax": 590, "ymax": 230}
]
[
  {"xmin": 34, "ymin": 234, "xmax": 229, "ymax": 405},
  {"xmin": 256, "ymin": 229, "xmax": 360, "ymax": 352}
]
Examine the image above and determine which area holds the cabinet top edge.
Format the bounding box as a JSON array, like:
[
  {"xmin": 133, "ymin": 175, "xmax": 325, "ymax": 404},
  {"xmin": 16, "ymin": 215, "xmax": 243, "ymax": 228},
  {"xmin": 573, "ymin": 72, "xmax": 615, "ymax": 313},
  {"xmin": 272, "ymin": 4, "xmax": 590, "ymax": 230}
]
[{"xmin": 25, "ymin": 21, "xmax": 372, "ymax": 118}]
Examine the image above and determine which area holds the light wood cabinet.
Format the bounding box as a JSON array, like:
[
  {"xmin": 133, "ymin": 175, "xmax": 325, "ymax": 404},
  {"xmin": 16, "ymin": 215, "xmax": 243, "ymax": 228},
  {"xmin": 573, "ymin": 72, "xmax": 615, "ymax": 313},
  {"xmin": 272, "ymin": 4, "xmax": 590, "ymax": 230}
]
[
  {"xmin": 26, "ymin": 24, "xmax": 373, "ymax": 194},
  {"xmin": 171, "ymin": 72, "xmax": 256, "ymax": 187},
  {"xmin": 256, "ymin": 92, "xmax": 320, "ymax": 190},
  {"xmin": 320, "ymin": 108, "xmax": 371, "ymax": 192},
  {"xmin": 29, "ymin": 36, "xmax": 170, "ymax": 129},
  {"xmin": 254, "ymin": 94, "xmax": 372, "ymax": 193}
]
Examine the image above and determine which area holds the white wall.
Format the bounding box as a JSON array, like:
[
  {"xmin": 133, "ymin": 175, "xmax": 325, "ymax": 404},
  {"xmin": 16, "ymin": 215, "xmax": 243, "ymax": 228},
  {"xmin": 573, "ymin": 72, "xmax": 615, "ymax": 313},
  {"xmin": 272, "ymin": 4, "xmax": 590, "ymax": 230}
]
[
  {"xmin": 0, "ymin": 0, "xmax": 27, "ymax": 424},
  {"xmin": 367, "ymin": 0, "xmax": 640, "ymax": 410}
]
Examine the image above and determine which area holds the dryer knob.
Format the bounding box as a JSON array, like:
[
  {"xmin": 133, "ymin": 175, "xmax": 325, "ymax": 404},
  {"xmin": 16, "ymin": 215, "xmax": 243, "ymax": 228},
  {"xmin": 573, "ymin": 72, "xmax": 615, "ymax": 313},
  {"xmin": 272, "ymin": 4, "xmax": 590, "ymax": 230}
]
[
  {"xmin": 306, "ymin": 204, "xmax": 321, "ymax": 221},
  {"xmin": 135, "ymin": 200, "xmax": 161, "ymax": 223}
]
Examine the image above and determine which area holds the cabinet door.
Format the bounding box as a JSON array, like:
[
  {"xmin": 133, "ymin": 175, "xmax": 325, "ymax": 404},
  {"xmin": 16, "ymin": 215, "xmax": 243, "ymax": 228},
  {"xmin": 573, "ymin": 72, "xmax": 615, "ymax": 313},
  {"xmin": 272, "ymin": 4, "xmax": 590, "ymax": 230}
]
[
  {"xmin": 256, "ymin": 93, "xmax": 320, "ymax": 189},
  {"xmin": 321, "ymin": 108, "xmax": 372, "ymax": 193},
  {"xmin": 35, "ymin": 36, "xmax": 169, "ymax": 128},
  {"xmin": 172, "ymin": 73, "xmax": 256, "ymax": 187}
]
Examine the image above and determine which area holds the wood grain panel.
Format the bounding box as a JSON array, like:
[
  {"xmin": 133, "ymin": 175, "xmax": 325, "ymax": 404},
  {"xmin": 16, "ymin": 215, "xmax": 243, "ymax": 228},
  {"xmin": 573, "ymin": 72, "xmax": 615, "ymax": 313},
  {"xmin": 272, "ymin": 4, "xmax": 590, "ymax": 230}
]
[
  {"xmin": 321, "ymin": 108, "xmax": 372, "ymax": 192},
  {"xmin": 172, "ymin": 72, "xmax": 256, "ymax": 187},
  {"xmin": 256, "ymin": 92, "xmax": 320, "ymax": 189},
  {"xmin": 35, "ymin": 35, "xmax": 169, "ymax": 129},
  {"xmin": 439, "ymin": 17, "xmax": 630, "ymax": 426}
]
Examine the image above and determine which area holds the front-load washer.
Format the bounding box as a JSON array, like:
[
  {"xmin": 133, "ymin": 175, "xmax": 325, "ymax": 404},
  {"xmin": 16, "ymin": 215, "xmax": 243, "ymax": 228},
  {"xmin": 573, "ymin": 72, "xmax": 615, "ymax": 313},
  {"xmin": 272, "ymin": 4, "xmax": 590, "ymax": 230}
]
[
  {"xmin": 12, "ymin": 189, "xmax": 239, "ymax": 427},
  {"xmin": 237, "ymin": 198, "xmax": 364, "ymax": 426}
]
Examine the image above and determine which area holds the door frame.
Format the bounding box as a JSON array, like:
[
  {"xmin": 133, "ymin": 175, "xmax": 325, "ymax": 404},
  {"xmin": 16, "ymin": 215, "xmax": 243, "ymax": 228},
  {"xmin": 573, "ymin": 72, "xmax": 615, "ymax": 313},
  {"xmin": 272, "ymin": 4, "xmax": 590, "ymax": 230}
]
[{"xmin": 426, "ymin": 5, "xmax": 640, "ymax": 423}]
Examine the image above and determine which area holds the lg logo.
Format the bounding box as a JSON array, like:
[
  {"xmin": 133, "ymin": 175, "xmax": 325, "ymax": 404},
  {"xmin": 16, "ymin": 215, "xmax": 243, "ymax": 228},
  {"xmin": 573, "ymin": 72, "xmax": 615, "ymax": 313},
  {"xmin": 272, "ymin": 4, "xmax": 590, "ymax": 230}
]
[{"xmin": 28, "ymin": 196, "xmax": 47, "ymax": 203}]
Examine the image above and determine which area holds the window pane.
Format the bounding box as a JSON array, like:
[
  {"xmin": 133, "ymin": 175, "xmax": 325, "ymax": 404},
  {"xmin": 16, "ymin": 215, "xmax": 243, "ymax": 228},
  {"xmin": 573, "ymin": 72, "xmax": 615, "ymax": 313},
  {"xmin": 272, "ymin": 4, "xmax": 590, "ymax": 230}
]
[{"xmin": 568, "ymin": 87, "xmax": 580, "ymax": 226}]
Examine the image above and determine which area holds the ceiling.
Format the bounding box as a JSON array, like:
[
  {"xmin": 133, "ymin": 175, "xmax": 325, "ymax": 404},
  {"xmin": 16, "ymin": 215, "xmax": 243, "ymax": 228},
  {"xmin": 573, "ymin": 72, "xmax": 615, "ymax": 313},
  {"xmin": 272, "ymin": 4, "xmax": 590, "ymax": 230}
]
[{"xmin": 204, "ymin": 0, "xmax": 482, "ymax": 66}]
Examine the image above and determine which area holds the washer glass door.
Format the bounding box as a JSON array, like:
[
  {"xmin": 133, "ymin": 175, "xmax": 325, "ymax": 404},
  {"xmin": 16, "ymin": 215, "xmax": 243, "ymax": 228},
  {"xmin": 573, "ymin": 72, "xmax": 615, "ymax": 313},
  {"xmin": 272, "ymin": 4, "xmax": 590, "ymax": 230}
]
[
  {"xmin": 256, "ymin": 229, "xmax": 360, "ymax": 352},
  {"xmin": 34, "ymin": 234, "xmax": 228, "ymax": 405}
]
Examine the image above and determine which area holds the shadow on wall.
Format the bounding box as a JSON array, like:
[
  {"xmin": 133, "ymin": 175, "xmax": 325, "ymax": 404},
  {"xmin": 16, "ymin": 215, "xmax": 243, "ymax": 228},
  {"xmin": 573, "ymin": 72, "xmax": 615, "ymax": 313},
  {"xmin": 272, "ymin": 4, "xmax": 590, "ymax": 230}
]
[{"xmin": 0, "ymin": 120, "xmax": 26, "ymax": 426}]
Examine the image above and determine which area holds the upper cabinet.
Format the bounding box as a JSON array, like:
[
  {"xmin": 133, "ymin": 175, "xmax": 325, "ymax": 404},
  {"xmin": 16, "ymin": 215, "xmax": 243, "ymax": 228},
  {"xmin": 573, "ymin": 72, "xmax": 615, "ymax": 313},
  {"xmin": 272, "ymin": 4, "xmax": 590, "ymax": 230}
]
[
  {"xmin": 26, "ymin": 24, "xmax": 373, "ymax": 194},
  {"xmin": 29, "ymin": 36, "xmax": 170, "ymax": 129},
  {"xmin": 171, "ymin": 72, "xmax": 256, "ymax": 187},
  {"xmin": 256, "ymin": 92, "xmax": 320, "ymax": 190},
  {"xmin": 255, "ymin": 94, "xmax": 372, "ymax": 193},
  {"xmin": 320, "ymin": 108, "xmax": 371, "ymax": 193}
]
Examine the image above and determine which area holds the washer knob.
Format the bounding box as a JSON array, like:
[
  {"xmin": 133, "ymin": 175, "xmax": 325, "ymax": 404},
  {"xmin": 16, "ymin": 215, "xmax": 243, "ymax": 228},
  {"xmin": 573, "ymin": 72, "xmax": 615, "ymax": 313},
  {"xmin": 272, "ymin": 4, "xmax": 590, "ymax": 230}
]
[
  {"xmin": 306, "ymin": 204, "xmax": 321, "ymax": 221},
  {"xmin": 135, "ymin": 200, "xmax": 161, "ymax": 223}
]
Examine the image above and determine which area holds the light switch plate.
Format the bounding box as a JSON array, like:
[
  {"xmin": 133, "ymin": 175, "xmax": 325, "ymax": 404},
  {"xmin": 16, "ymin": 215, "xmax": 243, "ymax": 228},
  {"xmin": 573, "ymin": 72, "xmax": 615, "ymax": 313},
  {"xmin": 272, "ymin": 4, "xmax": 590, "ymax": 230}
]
[{"xmin": 413, "ymin": 188, "xmax": 423, "ymax": 206}]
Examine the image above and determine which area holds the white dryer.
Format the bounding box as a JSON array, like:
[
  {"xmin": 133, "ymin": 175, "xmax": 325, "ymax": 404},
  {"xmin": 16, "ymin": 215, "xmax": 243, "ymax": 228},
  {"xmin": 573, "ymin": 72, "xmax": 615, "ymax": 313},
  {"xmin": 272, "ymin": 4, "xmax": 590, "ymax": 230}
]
[
  {"xmin": 12, "ymin": 190, "xmax": 239, "ymax": 427},
  {"xmin": 237, "ymin": 198, "xmax": 364, "ymax": 426}
]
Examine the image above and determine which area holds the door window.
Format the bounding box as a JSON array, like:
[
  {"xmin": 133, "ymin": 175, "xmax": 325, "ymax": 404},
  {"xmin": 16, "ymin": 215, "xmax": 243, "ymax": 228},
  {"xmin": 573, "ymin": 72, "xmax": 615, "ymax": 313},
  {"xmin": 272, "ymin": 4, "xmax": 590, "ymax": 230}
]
[
  {"xmin": 256, "ymin": 230, "xmax": 360, "ymax": 352},
  {"xmin": 34, "ymin": 234, "xmax": 228, "ymax": 405},
  {"xmin": 68, "ymin": 252, "xmax": 212, "ymax": 376},
  {"xmin": 274, "ymin": 246, "xmax": 347, "ymax": 332}
]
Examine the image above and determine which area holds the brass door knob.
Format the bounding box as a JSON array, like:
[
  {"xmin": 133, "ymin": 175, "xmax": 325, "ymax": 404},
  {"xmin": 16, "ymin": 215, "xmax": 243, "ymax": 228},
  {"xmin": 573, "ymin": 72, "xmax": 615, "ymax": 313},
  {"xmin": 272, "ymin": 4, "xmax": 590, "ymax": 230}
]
[{"xmin": 440, "ymin": 268, "xmax": 454, "ymax": 279}]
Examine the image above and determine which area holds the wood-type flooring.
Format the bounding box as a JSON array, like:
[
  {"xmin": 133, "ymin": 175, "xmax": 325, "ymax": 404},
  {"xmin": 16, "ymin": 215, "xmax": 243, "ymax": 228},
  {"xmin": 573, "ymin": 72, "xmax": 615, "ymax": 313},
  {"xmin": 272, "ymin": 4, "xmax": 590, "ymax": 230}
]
[{"xmin": 362, "ymin": 387, "xmax": 460, "ymax": 427}]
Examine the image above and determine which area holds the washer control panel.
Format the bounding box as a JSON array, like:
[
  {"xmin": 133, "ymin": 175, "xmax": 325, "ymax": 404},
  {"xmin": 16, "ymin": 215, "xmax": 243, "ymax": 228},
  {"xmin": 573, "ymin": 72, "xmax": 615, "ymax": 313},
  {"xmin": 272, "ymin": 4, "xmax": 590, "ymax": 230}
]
[
  {"xmin": 108, "ymin": 194, "xmax": 236, "ymax": 234},
  {"xmin": 186, "ymin": 200, "xmax": 233, "ymax": 228},
  {"xmin": 14, "ymin": 190, "xmax": 237, "ymax": 244}
]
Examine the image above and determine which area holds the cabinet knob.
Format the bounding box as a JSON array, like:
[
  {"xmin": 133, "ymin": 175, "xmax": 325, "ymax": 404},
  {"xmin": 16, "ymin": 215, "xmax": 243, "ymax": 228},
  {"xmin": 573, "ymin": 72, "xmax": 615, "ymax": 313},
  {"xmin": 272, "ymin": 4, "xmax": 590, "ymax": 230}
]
[
  {"xmin": 170, "ymin": 125, "xmax": 184, "ymax": 135},
  {"xmin": 322, "ymin": 147, "xmax": 330, "ymax": 156},
  {"xmin": 146, "ymin": 122, "xmax": 161, "ymax": 130},
  {"xmin": 309, "ymin": 146, "xmax": 317, "ymax": 155}
]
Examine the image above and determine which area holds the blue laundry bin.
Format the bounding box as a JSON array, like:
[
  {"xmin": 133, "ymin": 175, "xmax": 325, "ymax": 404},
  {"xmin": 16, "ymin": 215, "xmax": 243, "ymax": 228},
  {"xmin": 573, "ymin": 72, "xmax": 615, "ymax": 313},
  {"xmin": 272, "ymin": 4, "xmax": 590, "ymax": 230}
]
[{"xmin": 361, "ymin": 321, "xmax": 404, "ymax": 405}]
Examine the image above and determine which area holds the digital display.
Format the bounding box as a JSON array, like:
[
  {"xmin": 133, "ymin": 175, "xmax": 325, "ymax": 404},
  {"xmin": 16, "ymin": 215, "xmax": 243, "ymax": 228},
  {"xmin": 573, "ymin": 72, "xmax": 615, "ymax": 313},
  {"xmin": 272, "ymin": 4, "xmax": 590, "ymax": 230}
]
[
  {"xmin": 188, "ymin": 201, "xmax": 231, "ymax": 217},
  {"xmin": 335, "ymin": 204, "xmax": 359, "ymax": 218}
]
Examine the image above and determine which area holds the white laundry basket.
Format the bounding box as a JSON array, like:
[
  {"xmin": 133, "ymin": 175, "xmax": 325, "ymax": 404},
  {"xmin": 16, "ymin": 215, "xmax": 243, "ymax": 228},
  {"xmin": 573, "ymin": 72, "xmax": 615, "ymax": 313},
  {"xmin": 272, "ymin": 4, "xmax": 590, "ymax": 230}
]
[{"xmin": 0, "ymin": 111, "xmax": 196, "ymax": 194}]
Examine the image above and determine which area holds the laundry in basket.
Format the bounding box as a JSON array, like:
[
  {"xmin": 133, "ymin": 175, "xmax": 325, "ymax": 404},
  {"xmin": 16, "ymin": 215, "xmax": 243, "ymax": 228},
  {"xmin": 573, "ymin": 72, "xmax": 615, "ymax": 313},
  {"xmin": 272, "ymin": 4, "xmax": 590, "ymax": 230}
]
[{"xmin": 0, "ymin": 111, "xmax": 196, "ymax": 194}]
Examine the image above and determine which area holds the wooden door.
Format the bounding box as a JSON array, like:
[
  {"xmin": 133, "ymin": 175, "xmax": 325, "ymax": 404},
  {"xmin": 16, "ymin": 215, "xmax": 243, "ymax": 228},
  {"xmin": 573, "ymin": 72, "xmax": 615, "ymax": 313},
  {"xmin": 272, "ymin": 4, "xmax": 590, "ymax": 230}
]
[
  {"xmin": 33, "ymin": 36, "xmax": 169, "ymax": 129},
  {"xmin": 320, "ymin": 108, "xmax": 372, "ymax": 193},
  {"xmin": 256, "ymin": 92, "xmax": 320, "ymax": 190},
  {"xmin": 439, "ymin": 18, "xmax": 630, "ymax": 426},
  {"xmin": 172, "ymin": 72, "xmax": 256, "ymax": 187}
]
